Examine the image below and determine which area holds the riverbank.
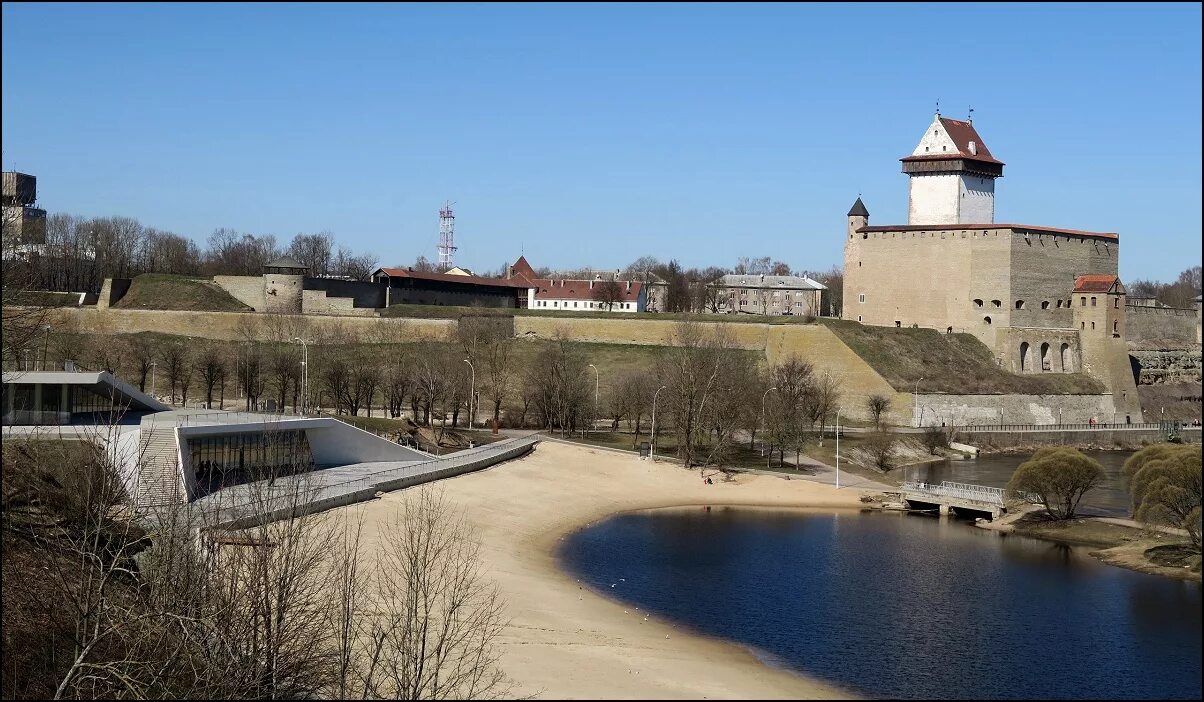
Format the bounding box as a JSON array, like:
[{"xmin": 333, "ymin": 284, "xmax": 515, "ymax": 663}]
[
  {"xmin": 346, "ymin": 440, "xmax": 865, "ymax": 699},
  {"xmin": 978, "ymin": 508, "xmax": 1201, "ymax": 582}
]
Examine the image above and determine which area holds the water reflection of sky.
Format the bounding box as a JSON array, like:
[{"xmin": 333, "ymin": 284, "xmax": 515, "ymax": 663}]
[{"xmin": 559, "ymin": 508, "xmax": 1202, "ymax": 700}]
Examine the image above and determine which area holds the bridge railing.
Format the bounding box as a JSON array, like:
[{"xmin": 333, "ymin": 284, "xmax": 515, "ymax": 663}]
[
  {"xmin": 902, "ymin": 480, "xmax": 1006, "ymax": 506},
  {"xmin": 956, "ymin": 422, "xmax": 1199, "ymax": 432}
]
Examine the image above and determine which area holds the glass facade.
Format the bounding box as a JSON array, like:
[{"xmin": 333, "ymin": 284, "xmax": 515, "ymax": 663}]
[
  {"xmin": 187, "ymin": 429, "xmax": 314, "ymax": 498},
  {"xmin": 2, "ymin": 382, "xmax": 136, "ymax": 426}
]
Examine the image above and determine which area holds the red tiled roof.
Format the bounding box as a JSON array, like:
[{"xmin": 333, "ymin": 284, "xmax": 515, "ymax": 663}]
[
  {"xmin": 510, "ymin": 255, "xmax": 537, "ymax": 280},
  {"xmin": 373, "ymin": 267, "xmax": 532, "ymax": 288},
  {"xmin": 1073, "ymin": 274, "xmax": 1120, "ymax": 293},
  {"xmin": 531, "ymin": 278, "xmax": 643, "ymax": 302},
  {"xmin": 901, "ymin": 117, "xmax": 1004, "ymax": 165},
  {"xmin": 856, "ymin": 223, "xmax": 1118, "ymax": 241}
]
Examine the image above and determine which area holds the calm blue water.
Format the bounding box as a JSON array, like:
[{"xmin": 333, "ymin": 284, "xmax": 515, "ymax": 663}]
[{"xmin": 558, "ymin": 508, "xmax": 1203, "ymax": 700}]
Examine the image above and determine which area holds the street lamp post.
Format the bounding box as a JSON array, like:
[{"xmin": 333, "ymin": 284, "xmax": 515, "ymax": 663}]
[
  {"xmin": 42, "ymin": 325, "xmax": 51, "ymax": 371},
  {"xmin": 588, "ymin": 363, "xmax": 599, "ymax": 431},
  {"xmin": 651, "ymin": 385, "xmax": 667, "ymax": 462},
  {"xmin": 835, "ymin": 406, "xmax": 842, "ymax": 489},
  {"xmin": 463, "ymin": 358, "xmax": 475, "ymax": 429},
  {"xmin": 761, "ymin": 386, "xmax": 778, "ymax": 464},
  {"xmin": 293, "ymin": 337, "xmax": 308, "ymax": 416},
  {"xmin": 914, "ymin": 377, "xmax": 924, "ymax": 427}
]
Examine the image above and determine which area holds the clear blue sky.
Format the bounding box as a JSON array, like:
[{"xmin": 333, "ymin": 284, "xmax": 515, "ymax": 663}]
[{"xmin": 3, "ymin": 2, "xmax": 1201, "ymax": 281}]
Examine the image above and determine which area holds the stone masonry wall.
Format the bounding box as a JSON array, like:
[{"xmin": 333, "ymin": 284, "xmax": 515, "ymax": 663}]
[
  {"xmin": 213, "ymin": 275, "xmax": 267, "ymax": 311},
  {"xmin": 1125, "ymin": 304, "xmax": 1198, "ymax": 345},
  {"xmin": 43, "ymin": 307, "xmax": 450, "ymax": 342},
  {"xmin": 914, "ymin": 392, "xmax": 1118, "ymax": 426}
]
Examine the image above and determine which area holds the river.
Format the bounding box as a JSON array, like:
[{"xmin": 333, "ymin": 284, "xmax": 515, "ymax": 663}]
[
  {"xmin": 905, "ymin": 450, "xmax": 1136, "ymax": 517},
  {"xmin": 559, "ymin": 507, "xmax": 1202, "ymax": 699}
]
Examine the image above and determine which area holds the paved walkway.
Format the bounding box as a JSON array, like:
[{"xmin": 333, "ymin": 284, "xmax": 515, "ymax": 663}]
[
  {"xmin": 182, "ymin": 435, "xmax": 540, "ymax": 529},
  {"xmin": 541, "ymin": 433, "xmax": 892, "ymax": 492}
]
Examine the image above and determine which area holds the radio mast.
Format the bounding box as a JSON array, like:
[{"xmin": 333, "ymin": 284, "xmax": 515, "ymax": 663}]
[{"xmin": 437, "ymin": 201, "xmax": 456, "ymax": 270}]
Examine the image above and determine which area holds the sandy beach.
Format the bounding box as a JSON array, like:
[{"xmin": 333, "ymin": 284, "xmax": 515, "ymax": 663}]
[{"xmin": 349, "ymin": 439, "xmax": 867, "ymax": 699}]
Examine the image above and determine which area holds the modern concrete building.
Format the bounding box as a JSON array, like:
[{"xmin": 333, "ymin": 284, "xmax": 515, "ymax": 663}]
[
  {"xmin": 2, "ymin": 171, "xmax": 48, "ymax": 259},
  {"xmin": 3, "ymin": 369, "xmax": 429, "ymax": 508}
]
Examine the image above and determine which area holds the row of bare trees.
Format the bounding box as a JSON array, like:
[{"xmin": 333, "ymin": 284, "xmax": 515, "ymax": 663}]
[
  {"xmin": 9, "ymin": 212, "xmax": 379, "ymax": 294},
  {"xmin": 2, "ymin": 433, "xmax": 511, "ymax": 700}
]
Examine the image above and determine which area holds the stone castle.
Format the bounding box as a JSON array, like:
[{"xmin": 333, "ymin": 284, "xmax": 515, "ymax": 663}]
[{"xmin": 843, "ymin": 113, "xmax": 1143, "ymax": 421}]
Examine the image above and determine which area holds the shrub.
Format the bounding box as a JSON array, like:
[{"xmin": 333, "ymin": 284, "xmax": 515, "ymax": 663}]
[
  {"xmin": 1006, "ymin": 447, "xmax": 1105, "ymax": 520},
  {"xmin": 1123, "ymin": 444, "xmax": 1202, "ymax": 549},
  {"xmin": 864, "ymin": 432, "xmax": 897, "ymax": 472},
  {"xmin": 921, "ymin": 425, "xmax": 949, "ymax": 455}
]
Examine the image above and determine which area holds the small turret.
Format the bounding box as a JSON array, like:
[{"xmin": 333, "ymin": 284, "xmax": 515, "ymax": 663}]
[{"xmin": 847, "ymin": 197, "xmax": 869, "ymax": 240}]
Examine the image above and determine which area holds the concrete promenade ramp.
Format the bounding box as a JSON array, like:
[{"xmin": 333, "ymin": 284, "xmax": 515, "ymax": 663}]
[{"xmin": 184, "ymin": 435, "xmax": 539, "ymax": 529}]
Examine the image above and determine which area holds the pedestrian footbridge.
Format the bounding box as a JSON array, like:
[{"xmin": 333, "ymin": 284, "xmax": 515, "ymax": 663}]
[{"xmin": 900, "ymin": 481, "xmax": 1006, "ymax": 519}]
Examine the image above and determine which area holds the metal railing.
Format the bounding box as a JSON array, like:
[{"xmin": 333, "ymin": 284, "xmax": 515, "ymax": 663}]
[
  {"xmin": 902, "ymin": 480, "xmax": 1005, "ymax": 506},
  {"xmin": 957, "ymin": 422, "xmax": 1198, "ymax": 432}
]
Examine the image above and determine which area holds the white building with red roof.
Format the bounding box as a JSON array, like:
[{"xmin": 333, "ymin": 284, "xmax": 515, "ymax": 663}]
[{"xmin": 505, "ymin": 256, "xmax": 647, "ymax": 313}]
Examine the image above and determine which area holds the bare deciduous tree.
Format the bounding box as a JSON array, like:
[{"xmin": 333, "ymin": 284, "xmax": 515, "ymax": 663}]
[{"xmin": 867, "ymin": 393, "xmax": 892, "ymax": 430}]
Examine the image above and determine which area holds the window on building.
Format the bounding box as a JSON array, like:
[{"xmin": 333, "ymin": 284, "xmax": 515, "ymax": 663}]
[
  {"xmin": 1091, "ymin": 297, "xmax": 1097, "ymax": 307},
  {"xmin": 1015, "ymin": 300, "xmax": 1025, "ymax": 310},
  {"xmin": 857, "ymin": 315, "xmax": 863, "ymax": 322},
  {"xmin": 1114, "ymin": 298, "xmax": 1119, "ymax": 309},
  {"xmin": 1041, "ymin": 300, "xmax": 1050, "ymax": 309},
  {"xmin": 1091, "ymin": 321, "xmax": 1095, "ymax": 330},
  {"xmin": 1080, "ymin": 297, "xmax": 1086, "ymax": 306},
  {"xmin": 984, "ymin": 316, "xmax": 992, "ymax": 325},
  {"xmin": 1113, "ymin": 320, "xmax": 1119, "ymax": 336},
  {"xmin": 1081, "ymin": 321, "xmax": 1085, "ymax": 329},
  {"xmin": 895, "ymin": 321, "xmax": 902, "ymax": 328},
  {"xmin": 858, "ymin": 294, "xmax": 865, "ymax": 303},
  {"xmin": 992, "ymin": 300, "xmax": 1001, "ymax": 308},
  {"xmin": 1056, "ymin": 299, "xmax": 1063, "ymax": 308},
  {"xmin": 973, "ymin": 299, "xmax": 983, "ymax": 307}
]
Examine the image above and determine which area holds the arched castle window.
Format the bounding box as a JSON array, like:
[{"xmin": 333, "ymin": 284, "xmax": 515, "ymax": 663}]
[
  {"xmin": 992, "ymin": 300, "xmax": 1001, "ymax": 308},
  {"xmin": 1081, "ymin": 297, "xmax": 1087, "ymax": 306},
  {"xmin": 1114, "ymin": 298, "xmax": 1120, "ymax": 309},
  {"xmin": 1020, "ymin": 342, "xmax": 1030, "ymax": 371},
  {"xmin": 1091, "ymin": 297, "xmax": 1097, "ymax": 307},
  {"xmin": 1015, "ymin": 300, "xmax": 1026, "ymax": 310},
  {"xmin": 1040, "ymin": 343, "xmax": 1051, "ymax": 372},
  {"xmin": 1113, "ymin": 320, "xmax": 1119, "ymax": 336},
  {"xmin": 984, "ymin": 316, "xmax": 992, "ymax": 325},
  {"xmin": 1041, "ymin": 301, "xmax": 1051, "ymax": 310},
  {"xmin": 973, "ymin": 299, "xmax": 983, "ymax": 307},
  {"xmin": 1091, "ymin": 321, "xmax": 1096, "ymax": 330},
  {"xmin": 1056, "ymin": 300, "xmax": 1063, "ymax": 309}
]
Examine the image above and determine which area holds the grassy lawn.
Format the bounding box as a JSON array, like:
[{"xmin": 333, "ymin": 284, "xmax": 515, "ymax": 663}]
[
  {"xmin": 113, "ymin": 273, "xmax": 253, "ymax": 312},
  {"xmin": 820, "ymin": 318, "xmax": 1104, "ymax": 395}
]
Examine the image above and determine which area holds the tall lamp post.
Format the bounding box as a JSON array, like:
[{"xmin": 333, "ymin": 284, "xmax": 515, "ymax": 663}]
[
  {"xmin": 761, "ymin": 386, "xmax": 778, "ymax": 463},
  {"xmin": 914, "ymin": 377, "xmax": 924, "ymax": 427},
  {"xmin": 650, "ymin": 385, "xmax": 667, "ymax": 462},
  {"xmin": 463, "ymin": 358, "xmax": 475, "ymax": 429},
  {"xmin": 293, "ymin": 337, "xmax": 308, "ymax": 416},
  {"xmin": 588, "ymin": 363, "xmax": 599, "ymax": 431},
  {"xmin": 835, "ymin": 406, "xmax": 842, "ymax": 489}
]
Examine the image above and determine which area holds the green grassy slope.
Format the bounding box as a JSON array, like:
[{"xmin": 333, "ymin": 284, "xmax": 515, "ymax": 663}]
[
  {"xmin": 820, "ymin": 319, "xmax": 1105, "ymax": 394},
  {"xmin": 113, "ymin": 274, "xmax": 252, "ymax": 312}
]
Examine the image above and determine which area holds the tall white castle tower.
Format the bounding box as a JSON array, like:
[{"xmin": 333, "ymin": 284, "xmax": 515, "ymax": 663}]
[{"xmin": 902, "ymin": 113, "xmax": 1004, "ymax": 225}]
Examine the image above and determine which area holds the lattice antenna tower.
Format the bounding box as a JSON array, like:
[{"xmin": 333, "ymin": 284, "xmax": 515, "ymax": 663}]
[{"xmin": 437, "ymin": 200, "xmax": 457, "ymax": 269}]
